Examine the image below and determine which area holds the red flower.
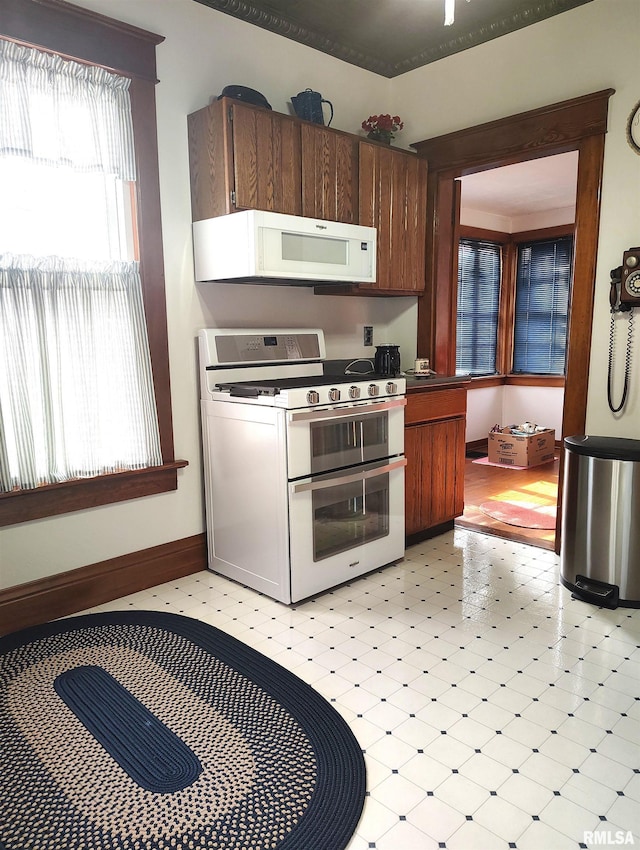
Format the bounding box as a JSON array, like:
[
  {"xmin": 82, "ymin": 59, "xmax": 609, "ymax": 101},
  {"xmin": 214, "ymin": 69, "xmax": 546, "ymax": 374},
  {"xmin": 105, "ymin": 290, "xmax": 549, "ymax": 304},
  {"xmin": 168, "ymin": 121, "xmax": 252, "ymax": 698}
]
[{"xmin": 361, "ymin": 113, "xmax": 404, "ymax": 134}]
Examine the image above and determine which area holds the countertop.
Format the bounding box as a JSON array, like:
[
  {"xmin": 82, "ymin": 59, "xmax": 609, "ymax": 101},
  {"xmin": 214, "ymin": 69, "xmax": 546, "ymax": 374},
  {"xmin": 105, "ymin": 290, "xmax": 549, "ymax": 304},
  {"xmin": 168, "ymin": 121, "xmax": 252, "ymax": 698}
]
[
  {"xmin": 322, "ymin": 360, "xmax": 471, "ymax": 393},
  {"xmin": 405, "ymin": 375, "xmax": 471, "ymax": 393}
]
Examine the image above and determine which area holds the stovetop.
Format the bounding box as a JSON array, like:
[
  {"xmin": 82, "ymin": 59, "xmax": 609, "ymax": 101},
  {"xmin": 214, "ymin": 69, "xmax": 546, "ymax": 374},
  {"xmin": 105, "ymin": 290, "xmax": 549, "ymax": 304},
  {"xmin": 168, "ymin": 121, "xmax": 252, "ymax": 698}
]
[
  {"xmin": 215, "ymin": 373, "xmax": 399, "ymax": 394},
  {"xmin": 199, "ymin": 328, "xmax": 405, "ymax": 408},
  {"xmin": 213, "ymin": 373, "xmax": 405, "ymax": 407}
]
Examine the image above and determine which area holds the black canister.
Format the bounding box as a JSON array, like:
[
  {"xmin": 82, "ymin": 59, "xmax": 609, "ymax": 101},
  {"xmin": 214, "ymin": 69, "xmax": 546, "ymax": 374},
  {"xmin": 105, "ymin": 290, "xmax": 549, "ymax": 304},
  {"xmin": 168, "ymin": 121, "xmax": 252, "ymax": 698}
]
[{"xmin": 374, "ymin": 344, "xmax": 401, "ymax": 377}]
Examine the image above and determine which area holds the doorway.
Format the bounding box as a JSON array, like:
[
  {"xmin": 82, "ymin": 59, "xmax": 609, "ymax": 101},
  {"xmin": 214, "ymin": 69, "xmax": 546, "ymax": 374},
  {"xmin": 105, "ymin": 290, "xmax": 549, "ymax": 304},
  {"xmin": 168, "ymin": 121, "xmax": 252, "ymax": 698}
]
[
  {"xmin": 412, "ymin": 88, "xmax": 614, "ymax": 553},
  {"xmin": 454, "ymin": 153, "xmax": 578, "ymax": 548}
]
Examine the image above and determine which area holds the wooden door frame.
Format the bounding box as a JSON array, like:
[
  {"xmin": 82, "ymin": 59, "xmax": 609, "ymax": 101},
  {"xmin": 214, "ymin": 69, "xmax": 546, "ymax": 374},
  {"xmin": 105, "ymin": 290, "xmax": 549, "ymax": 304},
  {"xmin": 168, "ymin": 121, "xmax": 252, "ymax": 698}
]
[{"xmin": 412, "ymin": 89, "xmax": 614, "ymax": 552}]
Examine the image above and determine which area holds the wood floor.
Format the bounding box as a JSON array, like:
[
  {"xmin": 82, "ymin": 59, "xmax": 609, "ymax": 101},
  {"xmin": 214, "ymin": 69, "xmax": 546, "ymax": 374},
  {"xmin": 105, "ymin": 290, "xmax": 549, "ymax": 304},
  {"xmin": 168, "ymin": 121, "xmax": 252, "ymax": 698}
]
[{"xmin": 455, "ymin": 453, "xmax": 559, "ymax": 551}]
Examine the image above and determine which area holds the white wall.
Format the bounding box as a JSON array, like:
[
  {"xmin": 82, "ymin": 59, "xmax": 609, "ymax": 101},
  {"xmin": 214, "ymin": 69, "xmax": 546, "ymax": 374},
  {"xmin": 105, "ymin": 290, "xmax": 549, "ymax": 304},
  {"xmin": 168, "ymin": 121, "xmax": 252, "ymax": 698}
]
[
  {"xmin": 466, "ymin": 386, "xmax": 564, "ymax": 444},
  {"xmin": 2, "ymin": 0, "xmax": 639, "ymax": 590},
  {"xmin": 460, "ymin": 206, "xmax": 576, "ymax": 232},
  {"xmin": 1, "ymin": 0, "xmax": 416, "ymax": 590}
]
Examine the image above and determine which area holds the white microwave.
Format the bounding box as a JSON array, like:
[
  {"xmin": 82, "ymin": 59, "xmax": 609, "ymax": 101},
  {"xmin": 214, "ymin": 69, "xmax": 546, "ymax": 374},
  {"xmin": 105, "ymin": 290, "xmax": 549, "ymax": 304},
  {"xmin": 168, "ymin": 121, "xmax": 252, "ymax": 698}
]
[{"xmin": 192, "ymin": 209, "xmax": 376, "ymax": 285}]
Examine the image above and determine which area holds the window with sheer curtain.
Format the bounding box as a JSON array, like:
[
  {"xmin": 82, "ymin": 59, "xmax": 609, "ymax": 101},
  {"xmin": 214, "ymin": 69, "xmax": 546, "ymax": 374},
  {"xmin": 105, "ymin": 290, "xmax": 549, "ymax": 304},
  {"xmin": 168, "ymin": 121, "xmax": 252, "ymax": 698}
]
[{"xmin": 0, "ymin": 40, "xmax": 162, "ymax": 494}]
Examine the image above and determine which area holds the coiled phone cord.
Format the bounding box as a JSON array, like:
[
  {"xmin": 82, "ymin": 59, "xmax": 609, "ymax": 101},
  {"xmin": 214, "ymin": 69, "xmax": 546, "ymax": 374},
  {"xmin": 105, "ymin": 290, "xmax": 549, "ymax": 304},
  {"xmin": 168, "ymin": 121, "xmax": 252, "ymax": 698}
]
[{"xmin": 607, "ymin": 308, "xmax": 634, "ymax": 412}]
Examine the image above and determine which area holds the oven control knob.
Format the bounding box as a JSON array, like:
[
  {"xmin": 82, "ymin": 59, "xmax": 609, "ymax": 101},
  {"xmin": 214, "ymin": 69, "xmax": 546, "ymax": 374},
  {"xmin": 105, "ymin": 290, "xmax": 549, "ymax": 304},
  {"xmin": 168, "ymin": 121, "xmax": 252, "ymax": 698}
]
[
  {"xmin": 385, "ymin": 381, "xmax": 398, "ymax": 394},
  {"xmin": 368, "ymin": 383, "xmax": 380, "ymax": 397},
  {"xmin": 306, "ymin": 390, "xmax": 320, "ymax": 405},
  {"xmin": 328, "ymin": 387, "xmax": 341, "ymax": 402},
  {"xmin": 348, "ymin": 385, "xmax": 361, "ymax": 399}
]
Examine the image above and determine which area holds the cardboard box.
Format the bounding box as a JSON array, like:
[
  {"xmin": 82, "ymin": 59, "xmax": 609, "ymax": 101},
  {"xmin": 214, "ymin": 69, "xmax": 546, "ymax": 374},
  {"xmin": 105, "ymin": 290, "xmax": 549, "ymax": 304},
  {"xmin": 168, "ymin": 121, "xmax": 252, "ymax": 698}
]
[{"xmin": 488, "ymin": 428, "xmax": 555, "ymax": 468}]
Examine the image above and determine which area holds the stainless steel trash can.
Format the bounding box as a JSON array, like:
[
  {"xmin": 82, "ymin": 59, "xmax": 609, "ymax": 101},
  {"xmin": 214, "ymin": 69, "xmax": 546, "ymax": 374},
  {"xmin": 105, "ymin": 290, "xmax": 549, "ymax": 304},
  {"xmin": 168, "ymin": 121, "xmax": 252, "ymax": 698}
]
[{"xmin": 561, "ymin": 435, "xmax": 640, "ymax": 608}]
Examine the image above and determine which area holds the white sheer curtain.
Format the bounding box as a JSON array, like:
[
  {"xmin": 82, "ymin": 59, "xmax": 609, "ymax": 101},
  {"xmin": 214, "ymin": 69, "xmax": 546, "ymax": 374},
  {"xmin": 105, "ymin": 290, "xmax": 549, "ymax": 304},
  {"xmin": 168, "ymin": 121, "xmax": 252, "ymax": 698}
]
[{"xmin": 0, "ymin": 40, "xmax": 162, "ymax": 493}]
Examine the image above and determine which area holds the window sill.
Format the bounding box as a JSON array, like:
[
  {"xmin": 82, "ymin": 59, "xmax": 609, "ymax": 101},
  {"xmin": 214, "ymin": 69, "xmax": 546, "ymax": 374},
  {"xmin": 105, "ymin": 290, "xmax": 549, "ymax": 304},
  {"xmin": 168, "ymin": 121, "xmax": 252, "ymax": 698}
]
[
  {"xmin": 466, "ymin": 374, "xmax": 565, "ymax": 390},
  {"xmin": 466, "ymin": 374, "xmax": 504, "ymax": 389},
  {"xmin": 505, "ymin": 374, "xmax": 565, "ymax": 387},
  {"xmin": 0, "ymin": 460, "xmax": 188, "ymax": 527}
]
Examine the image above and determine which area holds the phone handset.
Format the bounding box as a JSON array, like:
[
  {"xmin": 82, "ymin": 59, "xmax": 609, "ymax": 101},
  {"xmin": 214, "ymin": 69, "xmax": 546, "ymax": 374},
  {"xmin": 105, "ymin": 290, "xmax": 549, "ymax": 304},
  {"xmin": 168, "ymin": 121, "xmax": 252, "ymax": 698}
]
[
  {"xmin": 609, "ymin": 266, "xmax": 630, "ymax": 313},
  {"xmin": 607, "ymin": 248, "xmax": 638, "ymax": 413}
]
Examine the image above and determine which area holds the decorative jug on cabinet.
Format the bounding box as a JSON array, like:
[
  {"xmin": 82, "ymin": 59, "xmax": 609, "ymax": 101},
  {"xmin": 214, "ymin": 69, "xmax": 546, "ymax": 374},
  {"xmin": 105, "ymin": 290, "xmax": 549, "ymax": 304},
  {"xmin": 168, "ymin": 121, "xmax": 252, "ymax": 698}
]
[{"xmin": 290, "ymin": 88, "xmax": 333, "ymax": 126}]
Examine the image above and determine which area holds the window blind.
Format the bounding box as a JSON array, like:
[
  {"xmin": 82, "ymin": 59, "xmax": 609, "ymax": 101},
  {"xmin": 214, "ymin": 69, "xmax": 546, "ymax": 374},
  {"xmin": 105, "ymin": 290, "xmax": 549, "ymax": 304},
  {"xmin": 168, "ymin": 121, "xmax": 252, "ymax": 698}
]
[
  {"xmin": 513, "ymin": 236, "xmax": 573, "ymax": 375},
  {"xmin": 456, "ymin": 239, "xmax": 501, "ymax": 376}
]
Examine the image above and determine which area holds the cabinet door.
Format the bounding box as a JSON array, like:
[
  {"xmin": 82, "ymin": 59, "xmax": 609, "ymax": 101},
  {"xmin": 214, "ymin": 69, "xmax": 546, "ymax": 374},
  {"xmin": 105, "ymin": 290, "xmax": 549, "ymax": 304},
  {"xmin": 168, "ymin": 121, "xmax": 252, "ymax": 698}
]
[
  {"xmin": 358, "ymin": 142, "xmax": 428, "ymax": 293},
  {"xmin": 405, "ymin": 418, "xmax": 465, "ymax": 536},
  {"xmin": 404, "ymin": 425, "xmax": 426, "ymax": 537},
  {"xmin": 300, "ymin": 124, "xmax": 359, "ymax": 223},
  {"xmin": 187, "ymin": 98, "xmax": 233, "ymax": 220},
  {"xmin": 231, "ymin": 102, "xmax": 302, "ymax": 215}
]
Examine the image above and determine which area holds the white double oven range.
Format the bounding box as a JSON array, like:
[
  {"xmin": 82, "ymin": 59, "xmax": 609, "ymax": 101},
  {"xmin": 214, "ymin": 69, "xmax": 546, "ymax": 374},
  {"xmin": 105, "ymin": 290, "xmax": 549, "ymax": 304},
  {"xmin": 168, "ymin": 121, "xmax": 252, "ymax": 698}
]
[{"xmin": 198, "ymin": 328, "xmax": 407, "ymax": 603}]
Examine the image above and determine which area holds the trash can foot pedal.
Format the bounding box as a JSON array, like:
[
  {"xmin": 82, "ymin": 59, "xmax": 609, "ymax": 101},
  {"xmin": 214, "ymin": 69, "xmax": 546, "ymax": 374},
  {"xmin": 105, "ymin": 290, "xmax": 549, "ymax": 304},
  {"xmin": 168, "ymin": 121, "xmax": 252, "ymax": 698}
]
[{"xmin": 573, "ymin": 575, "xmax": 619, "ymax": 609}]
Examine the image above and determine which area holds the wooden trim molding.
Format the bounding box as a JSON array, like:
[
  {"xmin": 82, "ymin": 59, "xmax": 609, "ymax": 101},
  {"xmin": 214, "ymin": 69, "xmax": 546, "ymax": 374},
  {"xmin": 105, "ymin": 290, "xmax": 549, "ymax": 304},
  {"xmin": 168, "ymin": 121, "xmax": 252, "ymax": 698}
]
[
  {"xmin": 412, "ymin": 89, "xmax": 615, "ymax": 171},
  {"xmin": 505, "ymin": 375, "xmax": 565, "ymax": 387},
  {"xmin": 413, "ymin": 89, "xmax": 613, "ymax": 554},
  {"xmin": 0, "ymin": 462, "xmax": 189, "ymax": 528},
  {"xmin": 464, "ymin": 375, "xmax": 565, "ymax": 389},
  {"xmin": 0, "ymin": 533, "xmax": 207, "ymax": 636},
  {"xmin": 466, "ymin": 375, "xmax": 504, "ymax": 389},
  {"xmin": 1, "ymin": 1, "xmax": 186, "ymax": 524},
  {"xmin": 1, "ymin": 0, "xmax": 164, "ymax": 82}
]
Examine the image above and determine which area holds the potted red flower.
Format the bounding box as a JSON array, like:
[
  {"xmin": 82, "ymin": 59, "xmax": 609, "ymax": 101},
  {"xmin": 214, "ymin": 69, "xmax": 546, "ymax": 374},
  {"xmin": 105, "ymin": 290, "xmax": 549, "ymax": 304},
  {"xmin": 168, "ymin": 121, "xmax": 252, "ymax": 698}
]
[{"xmin": 361, "ymin": 114, "xmax": 404, "ymax": 144}]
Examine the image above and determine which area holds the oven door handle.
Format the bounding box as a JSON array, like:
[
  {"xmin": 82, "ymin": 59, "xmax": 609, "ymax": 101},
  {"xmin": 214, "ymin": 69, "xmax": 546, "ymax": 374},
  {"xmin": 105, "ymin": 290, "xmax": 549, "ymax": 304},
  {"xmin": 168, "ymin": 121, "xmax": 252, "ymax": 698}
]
[
  {"xmin": 292, "ymin": 457, "xmax": 407, "ymax": 493},
  {"xmin": 289, "ymin": 396, "xmax": 406, "ymax": 422}
]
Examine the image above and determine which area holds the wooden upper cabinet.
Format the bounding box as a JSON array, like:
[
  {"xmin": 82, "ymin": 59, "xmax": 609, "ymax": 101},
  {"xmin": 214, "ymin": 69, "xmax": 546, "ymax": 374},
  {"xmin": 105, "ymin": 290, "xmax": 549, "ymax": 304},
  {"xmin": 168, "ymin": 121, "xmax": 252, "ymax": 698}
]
[
  {"xmin": 187, "ymin": 97, "xmax": 302, "ymax": 220},
  {"xmin": 187, "ymin": 98, "xmax": 232, "ymax": 220},
  {"xmin": 187, "ymin": 101, "xmax": 429, "ymax": 296},
  {"xmin": 300, "ymin": 124, "xmax": 359, "ymax": 223},
  {"xmin": 358, "ymin": 141, "xmax": 428, "ymax": 293},
  {"xmin": 231, "ymin": 102, "xmax": 302, "ymax": 215}
]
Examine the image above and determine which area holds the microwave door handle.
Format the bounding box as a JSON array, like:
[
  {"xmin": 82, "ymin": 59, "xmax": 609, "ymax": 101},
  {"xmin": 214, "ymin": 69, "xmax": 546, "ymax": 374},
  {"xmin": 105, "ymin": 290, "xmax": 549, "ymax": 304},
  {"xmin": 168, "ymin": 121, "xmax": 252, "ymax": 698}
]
[
  {"xmin": 292, "ymin": 457, "xmax": 407, "ymax": 494},
  {"xmin": 289, "ymin": 396, "xmax": 406, "ymax": 422}
]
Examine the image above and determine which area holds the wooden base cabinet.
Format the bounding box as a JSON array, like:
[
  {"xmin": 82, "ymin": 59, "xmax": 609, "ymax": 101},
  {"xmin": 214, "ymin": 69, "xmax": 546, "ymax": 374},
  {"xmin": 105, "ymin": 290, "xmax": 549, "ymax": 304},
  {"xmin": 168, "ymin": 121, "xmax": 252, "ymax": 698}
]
[{"xmin": 404, "ymin": 387, "xmax": 467, "ymax": 537}]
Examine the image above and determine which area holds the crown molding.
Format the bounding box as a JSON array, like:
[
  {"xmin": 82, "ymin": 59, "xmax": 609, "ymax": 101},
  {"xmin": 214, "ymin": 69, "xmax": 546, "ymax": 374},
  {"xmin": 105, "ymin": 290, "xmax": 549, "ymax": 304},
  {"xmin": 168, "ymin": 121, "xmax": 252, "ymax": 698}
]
[{"xmin": 194, "ymin": 0, "xmax": 592, "ymax": 78}]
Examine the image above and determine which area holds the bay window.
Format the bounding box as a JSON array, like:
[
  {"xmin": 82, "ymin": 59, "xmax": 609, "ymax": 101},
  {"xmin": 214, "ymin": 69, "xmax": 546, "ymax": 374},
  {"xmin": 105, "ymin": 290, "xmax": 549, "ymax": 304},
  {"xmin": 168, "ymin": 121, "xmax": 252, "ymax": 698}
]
[{"xmin": 456, "ymin": 227, "xmax": 573, "ymax": 381}]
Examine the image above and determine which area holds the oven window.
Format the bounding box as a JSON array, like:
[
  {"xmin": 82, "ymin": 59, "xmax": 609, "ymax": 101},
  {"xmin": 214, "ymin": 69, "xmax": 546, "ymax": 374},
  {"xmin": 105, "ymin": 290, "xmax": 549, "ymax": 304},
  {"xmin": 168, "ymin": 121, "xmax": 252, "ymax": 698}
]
[
  {"xmin": 312, "ymin": 473, "xmax": 389, "ymax": 561},
  {"xmin": 310, "ymin": 412, "xmax": 389, "ymax": 473}
]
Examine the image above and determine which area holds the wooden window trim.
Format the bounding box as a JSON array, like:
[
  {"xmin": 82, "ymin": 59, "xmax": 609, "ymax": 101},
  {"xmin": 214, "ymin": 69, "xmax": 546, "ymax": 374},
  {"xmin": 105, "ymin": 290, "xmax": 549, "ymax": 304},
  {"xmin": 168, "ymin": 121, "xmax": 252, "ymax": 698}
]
[
  {"xmin": 466, "ymin": 375, "xmax": 565, "ymax": 390},
  {"xmin": 505, "ymin": 375, "xmax": 565, "ymax": 387},
  {"xmin": 0, "ymin": 0, "xmax": 186, "ymax": 528},
  {"xmin": 507, "ymin": 225, "xmax": 574, "ymax": 378}
]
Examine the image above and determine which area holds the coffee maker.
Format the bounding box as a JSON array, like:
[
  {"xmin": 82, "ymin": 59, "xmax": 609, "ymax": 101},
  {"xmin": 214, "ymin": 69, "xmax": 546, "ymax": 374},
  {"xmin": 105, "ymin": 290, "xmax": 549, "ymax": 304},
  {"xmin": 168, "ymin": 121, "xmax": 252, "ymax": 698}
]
[{"xmin": 374, "ymin": 344, "xmax": 401, "ymax": 377}]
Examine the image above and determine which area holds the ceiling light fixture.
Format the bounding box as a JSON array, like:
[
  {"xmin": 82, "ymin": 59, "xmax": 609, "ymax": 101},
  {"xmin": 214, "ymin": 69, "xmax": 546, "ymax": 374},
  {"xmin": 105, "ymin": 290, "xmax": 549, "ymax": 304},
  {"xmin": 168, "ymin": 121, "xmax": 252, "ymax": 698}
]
[
  {"xmin": 445, "ymin": 0, "xmax": 470, "ymax": 27},
  {"xmin": 444, "ymin": 0, "xmax": 455, "ymax": 25}
]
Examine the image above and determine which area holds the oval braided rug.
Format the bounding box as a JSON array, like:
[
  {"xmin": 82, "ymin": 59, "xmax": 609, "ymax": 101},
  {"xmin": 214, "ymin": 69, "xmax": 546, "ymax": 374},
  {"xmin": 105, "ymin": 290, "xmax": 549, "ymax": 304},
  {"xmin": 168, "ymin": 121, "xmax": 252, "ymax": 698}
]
[{"xmin": 0, "ymin": 611, "xmax": 366, "ymax": 850}]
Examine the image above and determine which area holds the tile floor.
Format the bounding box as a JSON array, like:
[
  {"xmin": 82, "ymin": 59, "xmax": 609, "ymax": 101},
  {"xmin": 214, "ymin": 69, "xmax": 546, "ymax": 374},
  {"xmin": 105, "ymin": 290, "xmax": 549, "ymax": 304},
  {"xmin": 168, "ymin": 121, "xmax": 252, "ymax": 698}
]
[{"xmin": 84, "ymin": 528, "xmax": 640, "ymax": 850}]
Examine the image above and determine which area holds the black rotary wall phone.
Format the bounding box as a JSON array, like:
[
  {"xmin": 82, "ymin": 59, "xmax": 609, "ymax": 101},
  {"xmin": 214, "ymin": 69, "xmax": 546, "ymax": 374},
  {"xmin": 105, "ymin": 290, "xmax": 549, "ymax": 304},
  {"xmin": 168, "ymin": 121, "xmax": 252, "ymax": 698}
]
[{"xmin": 608, "ymin": 247, "xmax": 640, "ymax": 412}]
